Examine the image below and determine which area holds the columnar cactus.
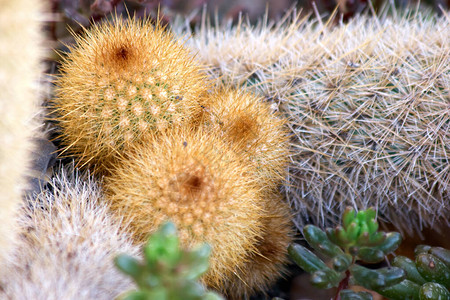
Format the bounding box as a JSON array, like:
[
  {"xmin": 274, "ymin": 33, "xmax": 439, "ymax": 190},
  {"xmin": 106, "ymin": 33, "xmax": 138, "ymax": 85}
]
[
  {"xmin": 184, "ymin": 8, "xmax": 450, "ymax": 234},
  {"xmin": 0, "ymin": 0, "xmax": 44, "ymax": 268},
  {"xmin": 53, "ymin": 16, "xmax": 210, "ymax": 173}
]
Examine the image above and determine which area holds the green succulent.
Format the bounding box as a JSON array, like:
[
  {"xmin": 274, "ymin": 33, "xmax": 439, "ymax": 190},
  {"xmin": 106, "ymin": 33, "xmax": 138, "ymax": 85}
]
[
  {"xmin": 288, "ymin": 207, "xmax": 450, "ymax": 300},
  {"xmin": 115, "ymin": 221, "xmax": 223, "ymax": 300}
]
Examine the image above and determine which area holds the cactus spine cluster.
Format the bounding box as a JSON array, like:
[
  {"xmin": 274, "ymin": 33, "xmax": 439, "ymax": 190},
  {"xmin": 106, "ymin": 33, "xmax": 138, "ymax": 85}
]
[
  {"xmin": 0, "ymin": 0, "xmax": 44, "ymax": 268},
  {"xmin": 200, "ymin": 87, "xmax": 290, "ymax": 187},
  {"xmin": 53, "ymin": 16, "xmax": 210, "ymax": 173}
]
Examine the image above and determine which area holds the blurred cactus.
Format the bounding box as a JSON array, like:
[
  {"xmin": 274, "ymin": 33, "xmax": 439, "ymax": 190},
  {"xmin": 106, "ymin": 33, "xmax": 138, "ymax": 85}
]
[
  {"xmin": 115, "ymin": 221, "xmax": 223, "ymax": 300},
  {"xmin": 289, "ymin": 207, "xmax": 450, "ymax": 299},
  {"xmin": 0, "ymin": 0, "xmax": 45, "ymax": 270}
]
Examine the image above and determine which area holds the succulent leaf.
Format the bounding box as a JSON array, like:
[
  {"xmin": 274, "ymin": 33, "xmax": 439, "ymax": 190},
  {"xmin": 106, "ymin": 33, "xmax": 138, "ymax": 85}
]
[
  {"xmin": 377, "ymin": 279, "xmax": 421, "ymax": 300},
  {"xmin": 311, "ymin": 269, "xmax": 343, "ymax": 289},
  {"xmin": 332, "ymin": 253, "xmax": 353, "ymax": 272},
  {"xmin": 419, "ymin": 282, "xmax": 450, "ymax": 300},
  {"xmin": 287, "ymin": 244, "xmax": 329, "ymax": 273},
  {"xmin": 182, "ymin": 244, "xmax": 212, "ymax": 280},
  {"xmin": 303, "ymin": 225, "xmax": 344, "ymax": 257},
  {"xmin": 392, "ymin": 256, "xmax": 427, "ymax": 285},
  {"xmin": 357, "ymin": 247, "xmax": 385, "ymax": 263},
  {"xmin": 343, "ymin": 207, "xmax": 356, "ymax": 229},
  {"xmin": 368, "ymin": 232, "xmax": 386, "ymax": 246},
  {"xmin": 340, "ymin": 289, "xmax": 373, "ymax": 300},
  {"xmin": 115, "ymin": 254, "xmax": 142, "ymax": 279},
  {"xmin": 144, "ymin": 222, "xmax": 180, "ymax": 267},
  {"xmin": 429, "ymin": 247, "xmax": 450, "ymax": 269},
  {"xmin": 415, "ymin": 245, "xmax": 432, "ymax": 256},
  {"xmin": 350, "ymin": 265, "xmax": 405, "ymax": 290},
  {"xmin": 374, "ymin": 232, "xmax": 402, "ymax": 254},
  {"xmin": 347, "ymin": 223, "xmax": 361, "ymax": 243},
  {"xmin": 416, "ymin": 254, "xmax": 450, "ymax": 289}
]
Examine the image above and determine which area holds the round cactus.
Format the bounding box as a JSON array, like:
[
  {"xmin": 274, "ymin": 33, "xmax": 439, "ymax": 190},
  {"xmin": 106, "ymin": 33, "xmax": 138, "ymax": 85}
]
[
  {"xmin": 220, "ymin": 194, "xmax": 293, "ymax": 299},
  {"xmin": 104, "ymin": 128, "xmax": 268, "ymax": 295},
  {"xmin": 53, "ymin": 16, "xmax": 210, "ymax": 173},
  {"xmin": 199, "ymin": 87, "xmax": 290, "ymax": 188}
]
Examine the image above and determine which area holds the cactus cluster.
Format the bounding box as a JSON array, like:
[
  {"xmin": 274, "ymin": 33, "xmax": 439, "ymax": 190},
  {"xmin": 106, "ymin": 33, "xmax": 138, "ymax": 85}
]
[
  {"xmin": 115, "ymin": 221, "xmax": 223, "ymax": 300},
  {"xmin": 52, "ymin": 14, "xmax": 292, "ymax": 299},
  {"xmin": 288, "ymin": 207, "xmax": 450, "ymax": 300},
  {"xmin": 184, "ymin": 7, "xmax": 450, "ymax": 234}
]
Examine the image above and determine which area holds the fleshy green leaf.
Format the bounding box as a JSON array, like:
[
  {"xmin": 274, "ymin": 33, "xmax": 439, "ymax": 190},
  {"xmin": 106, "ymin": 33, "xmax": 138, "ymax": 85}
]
[
  {"xmin": 340, "ymin": 289, "xmax": 373, "ymax": 300},
  {"xmin": 419, "ymin": 282, "xmax": 450, "ymax": 300},
  {"xmin": 288, "ymin": 244, "xmax": 329, "ymax": 273},
  {"xmin": 416, "ymin": 254, "xmax": 450, "ymax": 289},
  {"xmin": 115, "ymin": 254, "xmax": 142, "ymax": 278}
]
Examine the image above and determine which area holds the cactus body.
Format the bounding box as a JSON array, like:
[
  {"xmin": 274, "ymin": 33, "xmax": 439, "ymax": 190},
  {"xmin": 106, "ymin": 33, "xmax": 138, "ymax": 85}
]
[
  {"xmin": 220, "ymin": 195, "xmax": 293, "ymax": 299},
  {"xmin": 200, "ymin": 87, "xmax": 290, "ymax": 188},
  {"xmin": 0, "ymin": 168, "xmax": 139, "ymax": 299},
  {"xmin": 184, "ymin": 9, "xmax": 450, "ymax": 234},
  {"xmin": 54, "ymin": 16, "xmax": 209, "ymax": 173},
  {"xmin": 0, "ymin": 0, "xmax": 44, "ymax": 268},
  {"xmin": 104, "ymin": 129, "xmax": 268, "ymax": 296}
]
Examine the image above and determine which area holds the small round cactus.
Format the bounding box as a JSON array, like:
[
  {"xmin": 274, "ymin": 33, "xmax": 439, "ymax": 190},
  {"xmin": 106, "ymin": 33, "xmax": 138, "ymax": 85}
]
[
  {"xmin": 200, "ymin": 87, "xmax": 290, "ymax": 188},
  {"xmin": 104, "ymin": 129, "xmax": 266, "ymax": 294},
  {"xmin": 53, "ymin": 16, "xmax": 210, "ymax": 173}
]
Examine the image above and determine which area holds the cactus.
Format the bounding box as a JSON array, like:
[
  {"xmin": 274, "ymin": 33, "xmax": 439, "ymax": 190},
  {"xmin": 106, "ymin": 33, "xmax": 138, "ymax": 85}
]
[
  {"xmin": 115, "ymin": 221, "xmax": 223, "ymax": 300},
  {"xmin": 289, "ymin": 207, "xmax": 450, "ymax": 300},
  {"xmin": 199, "ymin": 86, "xmax": 290, "ymax": 188},
  {"xmin": 104, "ymin": 128, "xmax": 271, "ymax": 297},
  {"xmin": 0, "ymin": 167, "xmax": 139, "ymax": 299},
  {"xmin": 0, "ymin": 0, "xmax": 45, "ymax": 269},
  {"xmin": 53, "ymin": 15, "xmax": 210, "ymax": 173},
  {"xmin": 183, "ymin": 7, "xmax": 450, "ymax": 234},
  {"xmin": 219, "ymin": 195, "xmax": 293, "ymax": 299}
]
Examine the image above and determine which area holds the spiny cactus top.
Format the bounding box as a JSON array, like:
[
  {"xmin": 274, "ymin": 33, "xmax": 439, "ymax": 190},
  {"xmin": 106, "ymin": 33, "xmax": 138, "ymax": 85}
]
[
  {"xmin": 53, "ymin": 16, "xmax": 210, "ymax": 173},
  {"xmin": 200, "ymin": 87, "xmax": 290, "ymax": 188},
  {"xmin": 104, "ymin": 129, "xmax": 266, "ymax": 293}
]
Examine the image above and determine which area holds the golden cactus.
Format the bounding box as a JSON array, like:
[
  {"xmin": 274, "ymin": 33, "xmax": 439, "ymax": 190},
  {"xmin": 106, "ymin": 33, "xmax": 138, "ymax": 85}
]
[
  {"xmin": 200, "ymin": 87, "xmax": 290, "ymax": 188},
  {"xmin": 221, "ymin": 194, "xmax": 294, "ymax": 300},
  {"xmin": 53, "ymin": 16, "xmax": 210, "ymax": 173},
  {"xmin": 104, "ymin": 128, "xmax": 269, "ymax": 294}
]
